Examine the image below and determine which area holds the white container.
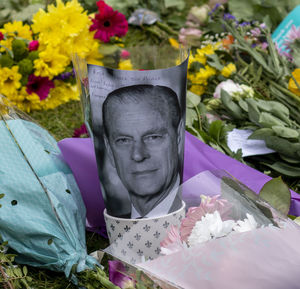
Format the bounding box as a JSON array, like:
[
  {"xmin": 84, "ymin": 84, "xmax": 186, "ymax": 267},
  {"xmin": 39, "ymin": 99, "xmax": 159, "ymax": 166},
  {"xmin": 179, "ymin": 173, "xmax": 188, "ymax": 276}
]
[{"xmin": 104, "ymin": 202, "xmax": 186, "ymax": 264}]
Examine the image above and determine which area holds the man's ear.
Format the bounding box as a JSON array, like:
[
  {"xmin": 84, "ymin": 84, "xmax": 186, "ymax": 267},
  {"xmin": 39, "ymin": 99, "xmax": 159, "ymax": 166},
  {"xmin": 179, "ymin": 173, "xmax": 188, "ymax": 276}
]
[{"xmin": 104, "ymin": 134, "xmax": 116, "ymax": 168}]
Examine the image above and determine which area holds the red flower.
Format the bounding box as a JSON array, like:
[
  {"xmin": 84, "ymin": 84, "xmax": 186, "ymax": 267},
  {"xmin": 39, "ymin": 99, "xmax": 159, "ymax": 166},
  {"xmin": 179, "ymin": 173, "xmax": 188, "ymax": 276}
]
[
  {"xmin": 89, "ymin": 0, "xmax": 128, "ymax": 43},
  {"xmin": 72, "ymin": 123, "xmax": 89, "ymax": 138},
  {"xmin": 28, "ymin": 40, "xmax": 39, "ymax": 51},
  {"xmin": 26, "ymin": 74, "xmax": 54, "ymax": 100},
  {"xmin": 0, "ymin": 32, "xmax": 4, "ymax": 41}
]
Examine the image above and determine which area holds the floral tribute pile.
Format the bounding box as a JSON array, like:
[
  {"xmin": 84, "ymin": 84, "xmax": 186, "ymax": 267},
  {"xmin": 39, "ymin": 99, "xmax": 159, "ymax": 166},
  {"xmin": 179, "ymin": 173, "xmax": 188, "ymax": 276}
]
[{"xmin": 0, "ymin": 0, "xmax": 128, "ymax": 112}]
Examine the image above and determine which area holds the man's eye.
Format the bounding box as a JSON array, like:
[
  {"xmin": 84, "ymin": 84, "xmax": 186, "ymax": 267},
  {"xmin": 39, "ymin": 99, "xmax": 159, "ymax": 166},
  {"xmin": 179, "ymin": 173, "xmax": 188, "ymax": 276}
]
[
  {"xmin": 143, "ymin": 134, "xmax": 163, "ymax": 143},
  {"xmin": 115, "ymin": 137, "xmax": 132, "ymax": 145}
]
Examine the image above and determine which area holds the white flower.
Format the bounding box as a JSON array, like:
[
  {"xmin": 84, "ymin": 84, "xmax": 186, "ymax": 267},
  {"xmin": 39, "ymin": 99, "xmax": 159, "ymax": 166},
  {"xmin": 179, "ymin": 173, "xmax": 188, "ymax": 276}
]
[
  {"xmin": 213, "ymin": 79, "xmax": 243, "ymax": 99},
  {"xmin": 240, "ymin": 84, "xmax": 254, "ymax": 98},
  {"xmin": 187, "ymin": 211, "xmax": 235, "ymax": 247},
  {"xmin": 233, "ymin": 213, "xmax": 258, "ymax": 233}
]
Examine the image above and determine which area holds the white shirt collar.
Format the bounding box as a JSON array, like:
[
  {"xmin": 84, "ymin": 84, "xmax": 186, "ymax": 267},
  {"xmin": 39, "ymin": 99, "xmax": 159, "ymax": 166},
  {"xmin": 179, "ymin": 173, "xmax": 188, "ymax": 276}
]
[{"xmin": 131, "ymin": 176, "xmax": 180, "ymax": 219}]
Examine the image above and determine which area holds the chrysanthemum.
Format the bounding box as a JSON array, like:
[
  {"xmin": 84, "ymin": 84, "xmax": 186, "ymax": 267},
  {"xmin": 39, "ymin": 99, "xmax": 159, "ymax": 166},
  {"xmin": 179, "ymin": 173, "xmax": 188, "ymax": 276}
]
[
  {"xmin": 34, "ymin": 46, "xmax": 69, "ymax": 79},
  {"xmin": 89, "ymin": 0, "xmax": 128, "ymax": 43},
  {"xmin": 0, "ymin": 66, "xmax": 22, "ymax": 97},
  {"xmin": 221, "ymin": 63, "xmax": 236, "ymax": 77},
  {"xmin": 32, "ymin": 10, "xmax": 61, "ymax": 46},
  {"xmin": 288, "ymin": 68, "xmax": 300, "ymax": 96},
  {"xmin": 50, "ymin": 0, "xmax": 89, "ymax": 38},
  {"xmin": 40, "ymin": 80, "xmax": 79, "ymax": 110},
  {"xmin": 8, "ymin": 87, "xmax": 41, "ymax": 112},
  {"xmin": 118, "ymin": 59, "xmax": 133, "ymax": 70},
  {"xmin": 2, "ymin": 21, "xmax": 32, "ymax": 40},
  {"xmin": 180, "ymin": 195, "xmax": 231, "ymax": 242},
  {"xmin": 26, "ymin": 74, "xmax": 54, "ymax": 100}
]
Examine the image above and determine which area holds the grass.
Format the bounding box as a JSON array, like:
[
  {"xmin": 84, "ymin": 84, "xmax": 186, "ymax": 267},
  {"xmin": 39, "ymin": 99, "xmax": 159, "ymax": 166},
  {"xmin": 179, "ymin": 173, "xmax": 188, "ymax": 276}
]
[{"xmin": 29, "ymin": 100, "xmax": 84, "ymax": 141}]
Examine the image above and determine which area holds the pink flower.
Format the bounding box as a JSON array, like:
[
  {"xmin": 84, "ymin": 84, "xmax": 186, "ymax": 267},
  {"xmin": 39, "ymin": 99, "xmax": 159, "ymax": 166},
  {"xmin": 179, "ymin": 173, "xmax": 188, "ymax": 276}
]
[
  {"xmin": 26, "ymin": 74, "xmax": 54, "ymax": 100},
  {"xmin": 250, "ymin": 28, "xmax": 261, "ymax": 37},
  {"xmin": 28, "ymin": 40, "xmax": 39, "ymax": 51},
  {"xmin": 0, "ymin": 32, "xmax": 4, "ymax": 41},
  {"xmin": 89, "ymin": 0, "xmax": 128, "ymax": 43},
  {"xmin": 160, "ymin": 225, "xmax": 186, "ymax": 255},
  {"xmin": 286, "ymin": 25, "xmax": 300, "ymax": 42},
  {"xmin": 179, "ymin": 27, "xmax": 203, "ymax": 46},
  {"xmin": 109, "ymin": 260, "xmax": 135, "ymax": 288},
  {"xmin": 120, "ymin": 49, "xmax": 130, "ymax": 59},
  {"xmin": 180, "ymin": 195, "xmax": 231, "ymax": 242},
  {"xmin": 72, "ymin": 124, "xmax": 89, "ymax": 138}
]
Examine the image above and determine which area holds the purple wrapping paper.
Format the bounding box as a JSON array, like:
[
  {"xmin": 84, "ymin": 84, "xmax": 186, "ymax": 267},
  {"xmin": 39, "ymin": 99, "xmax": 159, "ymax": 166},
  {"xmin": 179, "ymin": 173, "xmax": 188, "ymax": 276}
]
[{"xmin": 58, "ymin": 132, "xmax": 300, "ymax": 233}]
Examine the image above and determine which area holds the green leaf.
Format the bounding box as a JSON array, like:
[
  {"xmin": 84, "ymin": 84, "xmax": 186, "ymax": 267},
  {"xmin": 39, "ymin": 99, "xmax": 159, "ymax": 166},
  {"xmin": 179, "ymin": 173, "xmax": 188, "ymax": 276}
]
[
  {"xmin": 104, "ymin": 0, "xmax": 138, "ymax": 13},
  {"xmin": 228, "ymin": 0, "xmax": 255, "ymax": 21},
  {"xmin": 206, "ymin": 54, "xmax": 224, "ymax": 71},
  {"xmin": 186, "ymin": 90, "xmax": 201, "ymax": 108},
  {"xmin": 0, "ymin": 193, "xmax": 4, "ymax": 199},
  {"xmin": 272, "ymin": 126, "xmax": 299, "ymax": 139},
  {"xmin": 164, "ymin": 0, "xmax": 185, "ymax": 10},
  {"xmin": 264, "ymin": 136, "xmax": 300, "ymax": 158},
  {"xmin": 208, "ymin": 120, "xmax": 223, "ymax": 143},
  {"xmin": 280, "ymin": 154, "xmax": 300, "ymax": 164},
  {"xmin": 221, "ymin": 89, "xmax": 244, "ymax": 120},
  {"xmin": 185, "ymin": 108, "xmax": 197, "ymax": 128},
  {"xmin": 259, "ymin": 177, "xmax": 291, "ymax": 215},
  {"xmin": 248, "ymin": 128, "xmax": 275, "ymax": 140},
  {"xmin": 246, "ymin": 98, "xmax": 260, "ymax": 124},
  {"xmin": 258, "ymin": 112, "xmax": 287, "ymax": 128},
  {"xmin": 262, "ymin": 161, "xmax": 300, "ymax": 177},
  {"xmin": 11, "ymin": 3, "xmax": 44, "ymax": 22},
  {"xmin": 98, "ymin": 44, "xmax": 120, "ymax": 56},
  {"xmin": 256, "ymin": 99, "xmax": 290, "ymax": 124}
]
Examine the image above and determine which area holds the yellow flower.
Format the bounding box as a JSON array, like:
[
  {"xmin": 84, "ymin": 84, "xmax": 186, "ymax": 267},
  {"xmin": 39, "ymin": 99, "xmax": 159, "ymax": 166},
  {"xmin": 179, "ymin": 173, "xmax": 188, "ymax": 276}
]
[
  {"xmin": 9, "ymin": 87, "xmax": 42, "ymax": 113},
  {"xmin": 86, "ymin": 42, "xmax": 104, "ymax": 66},
  {"xmin": 0, "ymin": 95, "xmax": 9, "ymax": 116},
  {"xmin": 40, "ymin": 80, "xmax": 79, "ymax": 110},
  {"xmin": 188, "ymin": 65, "xmax": 216, "ymax": 85},
  {"xmin": 34, "ymin": 46, "xmax": 69, "ymax": 79},
  {"xmin": 118, "ymin": 59, "xmax": 133, "ymax": 70},
  {"xmin": 190, "ymin": 85, "xmax": 206, "ymax": 96},
  {"xmin": 2, "ymin": 21, "xmax": 32, "ymax": 40},
  {"xmin": 288, "ymin": 68, "xmax": 300, "ymax": 96},
  {"xmin": 169, "ymin": 38, "xmax": 180, "ymax": 49},
  {"xmin": 0, "ymin": 66, "xmax": 22, "ymax": 97},
  {"xmin": 221, "ymin": 63, "xmax": 236, "ymax": 78}
]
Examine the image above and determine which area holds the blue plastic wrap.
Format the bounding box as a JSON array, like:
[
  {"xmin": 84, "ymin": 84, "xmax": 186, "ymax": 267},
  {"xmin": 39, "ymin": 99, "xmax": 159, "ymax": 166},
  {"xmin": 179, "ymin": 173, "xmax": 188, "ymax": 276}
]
[{"xmin": 0, "ymin": 116, "xmax": 98, "ymax": 278}]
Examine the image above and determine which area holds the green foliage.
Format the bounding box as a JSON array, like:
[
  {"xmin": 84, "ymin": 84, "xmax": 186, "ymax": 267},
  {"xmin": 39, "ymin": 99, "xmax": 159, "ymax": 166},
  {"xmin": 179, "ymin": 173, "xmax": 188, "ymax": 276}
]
[
  {"xmin": 0, "ymin": 0, "xmax": 44, "ymax": 26},
  {"xmin": 259, "ymin": 177, "xmax": 291, "ymax": 215},
  {"xmin": 228, "ymin": 0, "xmax": 300, "ymax": 30},
  {"xmin": 0, "ymin": 240, "xmax": 32, "ymax": 289}
]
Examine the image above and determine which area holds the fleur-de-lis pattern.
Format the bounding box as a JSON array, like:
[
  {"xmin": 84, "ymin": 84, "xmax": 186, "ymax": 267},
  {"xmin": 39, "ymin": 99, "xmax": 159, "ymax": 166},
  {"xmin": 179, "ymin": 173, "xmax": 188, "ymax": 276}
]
[{"xmin": 104, "ymin": 202, "xmax": 185, "ymax": 265}]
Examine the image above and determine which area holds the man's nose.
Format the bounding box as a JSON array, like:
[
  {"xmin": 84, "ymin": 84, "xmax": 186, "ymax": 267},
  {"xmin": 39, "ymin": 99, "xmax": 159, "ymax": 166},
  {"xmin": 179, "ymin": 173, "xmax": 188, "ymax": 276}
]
[{"xmin": 131, "ymin": 141, "xmax": 150, "ymax": 162}]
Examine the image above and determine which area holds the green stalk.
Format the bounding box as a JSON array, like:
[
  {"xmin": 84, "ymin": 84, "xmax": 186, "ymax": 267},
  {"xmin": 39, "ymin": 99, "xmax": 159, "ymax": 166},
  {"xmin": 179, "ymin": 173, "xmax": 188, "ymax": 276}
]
[{"xmin": 269, "ymin": 80, "xmax": 300, "ymax": 105}]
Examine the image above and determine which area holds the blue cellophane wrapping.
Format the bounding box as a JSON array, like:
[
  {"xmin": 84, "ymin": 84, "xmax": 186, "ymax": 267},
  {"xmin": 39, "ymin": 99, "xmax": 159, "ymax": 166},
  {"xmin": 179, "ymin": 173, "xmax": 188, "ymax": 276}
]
[{"xmin": 0, "ymin": 117, "xmax": 98, "ymax": 277}]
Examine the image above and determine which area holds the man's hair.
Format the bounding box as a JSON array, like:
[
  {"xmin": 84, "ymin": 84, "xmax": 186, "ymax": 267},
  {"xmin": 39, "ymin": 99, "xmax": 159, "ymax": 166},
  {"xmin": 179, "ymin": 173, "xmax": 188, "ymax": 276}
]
[{"xmin": 102, "ymin": 84, "xmax": 181, "ymax": 137}]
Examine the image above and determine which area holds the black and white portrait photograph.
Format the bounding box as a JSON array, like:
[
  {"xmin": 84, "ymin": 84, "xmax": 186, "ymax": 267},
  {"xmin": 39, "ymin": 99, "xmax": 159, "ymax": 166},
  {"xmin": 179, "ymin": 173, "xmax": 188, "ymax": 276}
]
[{"xmin": 88, "ymin": 58, "xmax": 188, "ymax": 218}]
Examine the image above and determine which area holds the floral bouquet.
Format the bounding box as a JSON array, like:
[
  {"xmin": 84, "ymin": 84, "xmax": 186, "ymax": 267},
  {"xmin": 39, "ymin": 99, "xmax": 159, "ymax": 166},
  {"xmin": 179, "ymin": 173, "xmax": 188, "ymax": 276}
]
[
  {"xmin": 104, "ymin": 170, "xmax": 300, "ymax": 289},
  {"xmin": 0, "ymin": 0, "xmax": 128, "ymax": 112}
]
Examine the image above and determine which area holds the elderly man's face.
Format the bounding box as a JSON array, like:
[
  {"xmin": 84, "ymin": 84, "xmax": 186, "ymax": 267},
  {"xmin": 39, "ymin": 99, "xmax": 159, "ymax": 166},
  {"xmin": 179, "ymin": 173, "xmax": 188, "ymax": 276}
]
[{"xmin": 105, "ymin": 100, "xmax": 179, "ymax": 198}]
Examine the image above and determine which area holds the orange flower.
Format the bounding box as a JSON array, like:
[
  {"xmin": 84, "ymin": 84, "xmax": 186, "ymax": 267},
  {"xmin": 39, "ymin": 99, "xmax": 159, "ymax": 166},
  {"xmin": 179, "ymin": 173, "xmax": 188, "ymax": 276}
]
[
  {"xmin": 222, "ymin": 34, "xmax": 234, "ymax": 49},
  {"xmin": 288, "ymin": 68, "xmax": 300, "ymax": 96}
]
